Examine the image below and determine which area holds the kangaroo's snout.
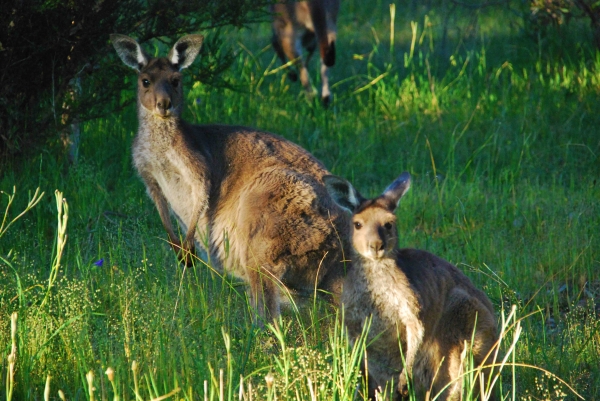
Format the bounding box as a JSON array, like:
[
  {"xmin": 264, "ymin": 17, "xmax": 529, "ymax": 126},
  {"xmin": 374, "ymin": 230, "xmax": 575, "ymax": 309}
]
[
  {"xmin": 367, "ymin": 238, "xmax": 385, "ymax": 259},
  {"xmin": 155, "ymin": 95, "xmax": 172, "ymax": 116},
  {"xmin": 148, "ymin": 74, "xmax": 178, "ymax": 118}
]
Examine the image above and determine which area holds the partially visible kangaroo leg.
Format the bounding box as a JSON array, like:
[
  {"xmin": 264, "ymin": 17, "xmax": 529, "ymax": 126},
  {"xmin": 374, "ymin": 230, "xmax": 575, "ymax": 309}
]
[
  {"xmin": 437, "ymin": 291, "xmax": 497, "ymax": 401},
  {"xmin": 179, "ymin": 197, "xmax": 204, "ymax": 266},
  {"xmin": 272, "ymin": 29, "xmax": 298, "ymax": 82},
  {"xmin": 398, "ymin": 320, "xmax": 425, "ymax": 398},
  {"xmin": 273, "ymin": 23, "xmax": 312, "ymax": 94},
  {"xmin": 309, "ymin": 0, "xmax": 337, "ymax": 104},
  {"xmin": 246, "ymin": 263, "xmax": 281, "ymax": 325},
  {"xmin": 142, "ymin": 174, "xmax": 196, "ymax": 266},
  {"xmin": 320, "ymin": 62, "xmax": 331, "ymax": 105}
]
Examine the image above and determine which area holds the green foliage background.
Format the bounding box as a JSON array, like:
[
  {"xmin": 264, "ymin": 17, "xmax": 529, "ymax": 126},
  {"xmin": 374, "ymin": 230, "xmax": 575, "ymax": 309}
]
[{"xmin": 1, "ymin": 0, "xmax": 599, "ymax": 400}]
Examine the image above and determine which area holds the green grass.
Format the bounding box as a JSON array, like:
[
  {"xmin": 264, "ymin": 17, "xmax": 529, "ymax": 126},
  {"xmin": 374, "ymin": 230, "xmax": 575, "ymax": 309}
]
[{"xmin": 1, "ymin": 1, "xmax": 599, "ymax": 400}]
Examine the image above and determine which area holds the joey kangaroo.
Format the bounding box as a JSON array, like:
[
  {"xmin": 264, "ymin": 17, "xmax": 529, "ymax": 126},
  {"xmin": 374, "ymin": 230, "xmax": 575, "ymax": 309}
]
[
  {"xmin": 271, "ymin": 0, "xmax": 339, "ymax": 105},
  {"xmin": 111, "ymin": 34, "xmax": 350, "ymax": 324},
  {"xmin": 324, "ymin": 172, "xmax": 499, "ymax": 401}
]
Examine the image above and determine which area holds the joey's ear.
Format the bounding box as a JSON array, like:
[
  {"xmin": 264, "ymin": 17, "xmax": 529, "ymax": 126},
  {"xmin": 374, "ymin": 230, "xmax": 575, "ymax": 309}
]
[
  {"xmin": 168, "ymin": 34, "xmax": 204, "ymax": 70},
  {"xmin": 110, "ymin": 34, "xmax": 149, "ymax": 71},
  {"xmin": 380, "ymin": 171, "xmax": 411, "ymax": 211},
  {"xmin": 323, "ymin": 175, "xmax": 364, "ymax": 213}
]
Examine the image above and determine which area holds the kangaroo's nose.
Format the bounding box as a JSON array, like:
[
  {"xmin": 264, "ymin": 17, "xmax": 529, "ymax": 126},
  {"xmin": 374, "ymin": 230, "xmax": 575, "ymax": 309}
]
[
  {"xmin": 369, "ymin": 240, "xmax": 384, "ymax": 253},
  {"xmin": 365, "ymin": 238, "xmax": 386, "ymax": 260},
  {"xmin": 156, "ymin": 97, "xmax": 171, "ymax": 112}
]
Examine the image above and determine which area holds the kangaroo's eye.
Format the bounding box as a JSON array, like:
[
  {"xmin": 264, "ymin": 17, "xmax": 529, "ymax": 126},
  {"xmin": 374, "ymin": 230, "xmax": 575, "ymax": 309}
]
[
  {"xmin": 354, "ymin": 222, "xmax": 362, "ymax": 230},
  {"xmin": 171, "ymin": 78, "xmax": 180, "ymax": 87},
  {"xmin": 384, "ymin": 222, "xmax": 393, "ymax": 230},
  {"xmin": 142, "ymin": 79, "xmax": 150, "ymax": 88}
]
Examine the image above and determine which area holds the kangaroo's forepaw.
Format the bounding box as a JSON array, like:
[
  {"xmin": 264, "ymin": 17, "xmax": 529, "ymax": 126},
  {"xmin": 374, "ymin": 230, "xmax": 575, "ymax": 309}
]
[
  {"xmin": 170, "ymin": 240, "xmax": 196, "ymax": 267},
  {"xmin": 397, "ymin": 372, "xmax": 409, "ymax": 398},
  {"xmin": 179, "ymin": 247, "xmax": 196, "ymax": 267}
]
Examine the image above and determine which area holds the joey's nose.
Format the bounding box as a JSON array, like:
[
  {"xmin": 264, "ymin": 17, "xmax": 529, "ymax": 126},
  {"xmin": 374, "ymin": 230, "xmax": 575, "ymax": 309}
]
[{"xmin": 368, "ymin": 240, "xmax": 384, "ymax": 258}]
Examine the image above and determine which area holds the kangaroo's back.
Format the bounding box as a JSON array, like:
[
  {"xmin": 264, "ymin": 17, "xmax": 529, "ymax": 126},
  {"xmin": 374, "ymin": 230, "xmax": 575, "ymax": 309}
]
[{"xmin": 396, "ymin": 248, "xmax": 496, "ymax": 319}]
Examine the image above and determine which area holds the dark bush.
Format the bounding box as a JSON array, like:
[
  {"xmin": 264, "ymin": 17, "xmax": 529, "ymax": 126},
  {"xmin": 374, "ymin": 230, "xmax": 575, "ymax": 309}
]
[
  {"xmin": 529, "ymin": 0, "xmax": 600, "ymax": 48},
  {"xmin": 0, "ymin": 0, "xmax": 271, "ymax": 162}
]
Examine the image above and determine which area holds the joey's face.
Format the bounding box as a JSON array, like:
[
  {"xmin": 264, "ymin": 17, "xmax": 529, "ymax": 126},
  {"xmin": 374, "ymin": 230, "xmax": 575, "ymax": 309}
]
[
  {"xmin": 352, "ymin": 204, "xmax": 398, "ymax": 261},
  {"xmin": 138, "ymin": 58, "xmax": 183, "ymax": 118},
  {"xmin": 323, "ymin": 171, "xmax": 410, "ymax": 261}
]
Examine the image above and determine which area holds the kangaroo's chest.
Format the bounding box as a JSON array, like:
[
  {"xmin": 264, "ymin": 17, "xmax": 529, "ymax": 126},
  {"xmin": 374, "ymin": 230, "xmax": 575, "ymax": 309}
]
[
  {"xmin": 134, "ymin": 139, "xmax": 200, "ymax": 224},
  {"xmin": 343, "ymin": 262, "xmax": 419, "ymax": 347},
  {"xmin": 156, "ymin": 155, "xmax": 191, "ymax": 210}
]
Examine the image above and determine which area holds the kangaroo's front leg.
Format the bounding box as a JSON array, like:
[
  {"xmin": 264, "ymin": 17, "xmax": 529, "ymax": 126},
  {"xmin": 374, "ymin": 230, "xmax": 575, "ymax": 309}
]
[
  {"xmin": 246, "ymin": 263, "xmax": 281, "ymax": 326},
  {"xmin": 178, "ymin": 197, "xmax": 205, "ymax": 266},
  {"xmin": 144, "ymin": 176, "xmax": 178, "ymax": 243},
  {"xmin": 144, "ymin": 175, "xmax": 198, "ymax": 266}
]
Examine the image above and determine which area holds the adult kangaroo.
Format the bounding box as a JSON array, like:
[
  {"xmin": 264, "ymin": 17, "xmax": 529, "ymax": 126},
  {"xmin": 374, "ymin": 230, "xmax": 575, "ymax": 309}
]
[
  {"xmin": 271, "ymin": 0, "xmax": 340, "ymax": 105},
  {"xmin": 324, "ymin": 172, "xmax": 499, "ymax": 400},
  {"xmin": 111, "ymin": 34, "xmax": 350, "ymax": 324}
]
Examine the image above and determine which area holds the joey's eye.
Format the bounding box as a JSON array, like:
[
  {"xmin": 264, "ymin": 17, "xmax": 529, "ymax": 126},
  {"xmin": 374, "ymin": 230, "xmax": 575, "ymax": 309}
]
[
  {"xmin": 354, "ymin": 222, "xmax": 362, "ymax": 230},
  {"xmin": 142, "ymin": 79, "xmax": 150, "ymax": 88},
  {"xmin": 384, "ymin": 222, "xmax": 393, "ymax": 230},
  {"xmin": 171, "ymin": 78, "xmax": 180, "ymax": 87}
]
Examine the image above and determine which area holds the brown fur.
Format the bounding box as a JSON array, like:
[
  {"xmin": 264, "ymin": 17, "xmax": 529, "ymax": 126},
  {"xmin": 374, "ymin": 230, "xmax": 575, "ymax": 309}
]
[
  {"xmin": 271, "ymin": 0, "xmax": 339, "ymax": 105},
  {"xmin": 324, "ymin": 172, "xmax": 499, "ymax": 401},
  {"xmin": 111, "ymin": 34, "xmax": 350, "ymax": 324}
]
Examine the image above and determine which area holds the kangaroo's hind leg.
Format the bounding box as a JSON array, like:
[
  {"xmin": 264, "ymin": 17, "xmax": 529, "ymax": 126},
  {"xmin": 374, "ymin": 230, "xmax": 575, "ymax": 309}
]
[
  {"xmin": 436, "ymin": 289, "xmax": 498, "ymax": 401},
  {"xmin": 272, "ymin": 19, "xmax": 311, "ymax": 92}
]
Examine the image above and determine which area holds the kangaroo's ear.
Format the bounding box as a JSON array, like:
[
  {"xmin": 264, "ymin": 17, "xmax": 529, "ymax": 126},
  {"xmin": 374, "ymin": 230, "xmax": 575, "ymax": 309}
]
[
  {"xmin": 381, "ymin": 172, "xmax": 411, "ymax": 211},
  {"xmin": 168, "ymin": 34, "xmax": 204, "ymax": 70},
  {"xmin": 110, "ymin": 34, "xmax": 149, "ymax": 71},
  {"xmin": 323, "ymin": 175, "xmax": 364, "ymax": 213}
]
